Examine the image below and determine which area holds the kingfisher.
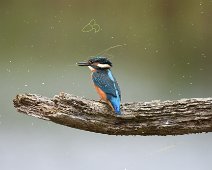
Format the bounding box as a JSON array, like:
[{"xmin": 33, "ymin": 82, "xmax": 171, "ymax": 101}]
[{"xmin": 77, "ymin": 56, "xmax": 121, "ymax": 115}]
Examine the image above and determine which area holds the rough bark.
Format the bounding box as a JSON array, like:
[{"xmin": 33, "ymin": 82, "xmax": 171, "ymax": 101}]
[{"xmin": 13, "ymin": 92, "xmax": 212, "ymax": 136}]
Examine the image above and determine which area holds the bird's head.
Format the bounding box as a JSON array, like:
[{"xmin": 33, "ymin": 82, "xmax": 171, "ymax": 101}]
[{"xmin": 77, "ymin": 56, "xmax": 112, "ymax": 71}]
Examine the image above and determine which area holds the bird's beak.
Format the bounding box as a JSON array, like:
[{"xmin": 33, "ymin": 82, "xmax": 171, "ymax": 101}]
[{"xmin": 77, "ymin": 62, "xmax": 90, "ymax": 66}]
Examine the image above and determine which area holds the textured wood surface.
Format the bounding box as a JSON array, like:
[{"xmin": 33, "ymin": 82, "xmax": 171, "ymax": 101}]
[{"xmin": 13, "ymin": 92, "xmax": 212, "ymax": 135}]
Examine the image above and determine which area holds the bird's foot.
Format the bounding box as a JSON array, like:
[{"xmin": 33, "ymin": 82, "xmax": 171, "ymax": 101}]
[{"xmin": 99, "ymin": 99, "xmax": 107, "ymax": 103}]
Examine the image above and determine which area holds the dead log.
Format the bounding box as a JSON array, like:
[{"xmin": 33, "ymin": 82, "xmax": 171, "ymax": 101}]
[{"xmin": 13, "ymin": 92, "xmax": 212, "ymax": 135}]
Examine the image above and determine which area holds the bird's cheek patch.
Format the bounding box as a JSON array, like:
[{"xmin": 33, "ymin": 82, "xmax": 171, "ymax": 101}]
[{"xmin": 97, "ymin": 64, "xmax": 111, "ymax": 68}]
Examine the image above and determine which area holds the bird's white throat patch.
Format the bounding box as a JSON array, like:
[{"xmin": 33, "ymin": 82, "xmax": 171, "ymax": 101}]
[{"xmin": 88, "ymin": 66, "xmax": 95, "ymax": 71}]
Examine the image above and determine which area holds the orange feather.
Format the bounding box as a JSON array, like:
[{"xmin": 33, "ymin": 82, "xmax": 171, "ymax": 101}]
[
  {"xmin": 94, "ymin": 85, "xmax": 107, "ymax": 101},
  {"xmin": 94, "ymin": 85, "xmax": 114, "ymax": 111}
]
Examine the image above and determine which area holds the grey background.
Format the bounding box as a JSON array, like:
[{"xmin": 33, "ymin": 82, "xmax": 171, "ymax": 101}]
[{"xmin": 1, "ymin": 0, "xmax": 212, "ymax": 170}]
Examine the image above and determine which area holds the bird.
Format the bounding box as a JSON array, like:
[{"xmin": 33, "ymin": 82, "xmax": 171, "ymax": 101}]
[{"xmin": 77, "ymin": 56, "xmax": 121, "ymax": 115}]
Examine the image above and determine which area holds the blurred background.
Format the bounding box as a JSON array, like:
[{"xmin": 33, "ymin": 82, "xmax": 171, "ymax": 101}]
[{"xmin": 1, "ymin": 0, "xmax": 212, "ymax": 170}]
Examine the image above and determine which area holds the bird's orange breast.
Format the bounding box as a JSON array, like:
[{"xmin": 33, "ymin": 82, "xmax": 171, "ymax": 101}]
[{"xmin": 94, "ymin": 85, "xmax": 107, "ymax": 101}]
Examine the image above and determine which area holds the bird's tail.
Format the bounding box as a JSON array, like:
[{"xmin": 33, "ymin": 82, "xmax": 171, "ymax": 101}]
[
  {"xmin": 110, "ymin": 101, "xmax": 121, "ymax": 115},
  {"xmin": 108, "ymin": 96, "xmax": 122, "ymax": 115},
  {"xmin": 114, "ymin": 105, "xmax": 122, "ymax": 115}
]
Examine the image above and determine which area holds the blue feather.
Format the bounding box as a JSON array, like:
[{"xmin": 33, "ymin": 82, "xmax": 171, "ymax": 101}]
[
  {"xmin": 92, "ymin": 69, "xmax": 121, "ymax": 114},
  {"xmin": 108, "ymin": 94, "xmax": 121, "ymax": 114}
]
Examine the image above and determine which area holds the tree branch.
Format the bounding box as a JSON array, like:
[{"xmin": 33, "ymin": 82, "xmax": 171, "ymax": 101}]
[{"xmin": 13, "ymin": 92, "xmax": 212, "ymax": 135}]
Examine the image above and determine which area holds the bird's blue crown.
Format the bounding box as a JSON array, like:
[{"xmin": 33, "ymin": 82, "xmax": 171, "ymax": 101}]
[{"xmin": 88, "ymin": 56, "xmax": 112, "ymax": 67}]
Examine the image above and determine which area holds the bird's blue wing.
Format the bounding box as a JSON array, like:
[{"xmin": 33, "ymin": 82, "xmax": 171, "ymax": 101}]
[
  {"xmin": 92, "ymin": 70, "xmax": 118, "ymax": 98},
  {"xmin": 107, "ymin": 70, "xmax": 121, "ymax": 99},
  {"xmin": 114, "ymin": 77, "xmax": 121, "ymax": 99}
]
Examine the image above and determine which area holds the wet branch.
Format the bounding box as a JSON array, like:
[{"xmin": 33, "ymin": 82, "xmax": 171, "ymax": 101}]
[{"xmin": 13, "ymin": 92, "xmax": 212, "ymax": 136}]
